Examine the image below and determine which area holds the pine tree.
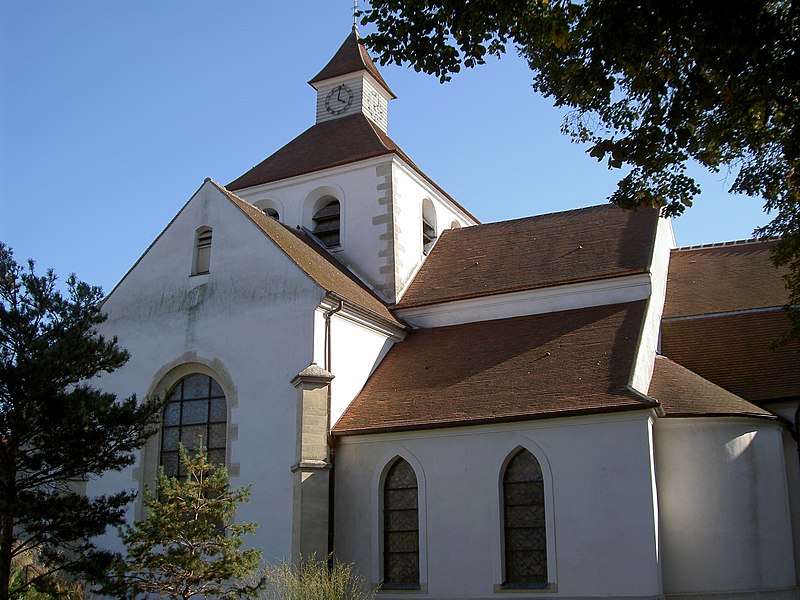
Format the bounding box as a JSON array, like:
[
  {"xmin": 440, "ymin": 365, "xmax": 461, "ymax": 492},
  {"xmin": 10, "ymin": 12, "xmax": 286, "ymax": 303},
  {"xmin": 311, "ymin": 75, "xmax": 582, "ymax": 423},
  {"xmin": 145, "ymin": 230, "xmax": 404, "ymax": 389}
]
[
  {"xmin": 0, "ymin": 242, "xmax": 163, "ymax": 599},
  {"xmin": 105, "ymin": 442, "xmax": 264, "ymax": 599}
]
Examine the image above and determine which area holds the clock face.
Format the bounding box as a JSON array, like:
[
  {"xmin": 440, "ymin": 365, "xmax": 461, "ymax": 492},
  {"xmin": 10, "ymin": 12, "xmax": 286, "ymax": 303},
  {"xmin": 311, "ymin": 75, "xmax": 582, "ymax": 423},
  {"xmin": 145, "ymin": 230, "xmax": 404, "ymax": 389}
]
[{"xmin": 325, "ymin": 84, "xmax": 353, "ymax": 115}]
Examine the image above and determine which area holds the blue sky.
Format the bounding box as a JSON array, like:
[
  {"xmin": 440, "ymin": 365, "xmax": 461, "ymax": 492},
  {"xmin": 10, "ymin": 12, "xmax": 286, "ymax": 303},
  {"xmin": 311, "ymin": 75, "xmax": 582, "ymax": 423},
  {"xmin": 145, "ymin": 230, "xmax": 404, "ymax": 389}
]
[{"xmin": 1, "ymin": 1, "xmax": 771, "ymax": 293}]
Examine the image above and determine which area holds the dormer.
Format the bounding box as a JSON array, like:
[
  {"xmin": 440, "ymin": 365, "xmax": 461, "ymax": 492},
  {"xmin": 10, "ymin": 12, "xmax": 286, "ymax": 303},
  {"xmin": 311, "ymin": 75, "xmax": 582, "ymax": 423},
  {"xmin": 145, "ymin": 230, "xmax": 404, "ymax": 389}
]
[{"xmin": 308, "ymin": 30, "xmax": 396, "ymax": 133}]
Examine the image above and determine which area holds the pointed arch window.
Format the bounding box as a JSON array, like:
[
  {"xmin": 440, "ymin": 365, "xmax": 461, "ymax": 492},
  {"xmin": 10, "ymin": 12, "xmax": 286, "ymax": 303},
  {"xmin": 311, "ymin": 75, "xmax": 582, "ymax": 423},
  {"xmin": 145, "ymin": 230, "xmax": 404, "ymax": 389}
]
[
  {"xmin": 160, "ymin": 373, "xmax": 227, "ymax": 479},
  {"xmin": 312, "ymin": 197, "xmax": 340, "ymax": 247},
  {"xmin": 503, "ymin": 448, "xmax": 547, "ymax": 586},
  {"xmin": 193, "ymin": 227, "xmax": 213, "ymax": 275},
  {"xmin": 383, "ymin": 458, "xmax": 420, "ymax": 588}
]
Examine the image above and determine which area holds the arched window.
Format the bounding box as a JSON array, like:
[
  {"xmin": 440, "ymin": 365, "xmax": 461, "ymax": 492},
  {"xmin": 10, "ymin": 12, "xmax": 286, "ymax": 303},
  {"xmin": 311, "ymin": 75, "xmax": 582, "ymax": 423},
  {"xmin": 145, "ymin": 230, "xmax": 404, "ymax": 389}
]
[
  {"xmin": 503, "ymin": 448, "xmax": 547, "ymax": 586},
  {"xmin": 312, "ymin": 196, "xmax": 340, "ymax": 247},
  {"xmin": 383, "ymin": 458, "xmax": 419, "ymax": 588},
  {"xmin": 262, "ymin": 207, "xmax": 279, "ymax": 219},
  {"xmin": 160, "ymin": 373, "xmax": 227, "ymax": 478},
  {"xmin": 193, "ymin": 227, "xmax": 212, "ymax": 275},
  {"xmin": 422, "ymin": 199, "xmax": 437, "ymax": 255},
  {"xmin": 254, "ymin": 199, "xmax": 281, "ymax": 221}
]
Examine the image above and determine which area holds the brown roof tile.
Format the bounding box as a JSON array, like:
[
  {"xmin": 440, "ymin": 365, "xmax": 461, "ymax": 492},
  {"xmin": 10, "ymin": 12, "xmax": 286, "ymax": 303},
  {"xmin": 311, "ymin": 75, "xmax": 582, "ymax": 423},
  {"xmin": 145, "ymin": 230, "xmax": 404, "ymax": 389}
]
[
  {"xmin": 663, "ymin": 239, "xmax": 788, "ymax": 318},
  {"xmin": 661, "ymin": 309, "xmax": 800, "ymax": 403},
  {"xmin": 227, "ymin": 114, "xmax": 393, "ymax": 190},
  {"xmin": 227, "ymin": 113, "xmax": 477, "ymax": 221},
  {"xmin": 308, "ymin": 30, "xmax": 396, "ymax": 98},
  {"xmin": 211, "ymin": 181, "xmax": 403, "ymax": 328},
  {"xmin": 395, "ymin": 205, "xmax": 659, "ymax": 309},
  {"xmin": 648, "ymin": 356, "xmax": 773, "ymax": 419},
  {"xmin": 333, "ymin": 301, "xmax": 657, "ymax": 435}
]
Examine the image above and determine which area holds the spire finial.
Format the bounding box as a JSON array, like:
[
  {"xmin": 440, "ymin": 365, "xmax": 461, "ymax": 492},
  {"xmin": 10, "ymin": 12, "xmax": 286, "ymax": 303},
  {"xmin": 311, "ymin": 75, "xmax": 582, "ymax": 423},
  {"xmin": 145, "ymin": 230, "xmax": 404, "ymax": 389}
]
[{"xmin": 352, "ymin": 0, "xmax": 358, "ymax": 33}]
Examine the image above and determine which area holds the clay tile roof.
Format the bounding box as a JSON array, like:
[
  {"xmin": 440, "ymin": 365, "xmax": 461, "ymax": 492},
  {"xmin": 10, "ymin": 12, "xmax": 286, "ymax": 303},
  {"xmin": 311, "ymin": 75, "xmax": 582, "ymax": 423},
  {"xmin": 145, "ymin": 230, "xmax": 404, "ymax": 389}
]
[
  {"xmin": 308, "ymin": 30, "xmax": 396, "ymax": 98},
  {"xmin": 661, "ymin": 309, "xmax": 800, "ymax": 404},
  {"xmin": 663, "ymin": 239, "xmax": 788, "ymax": 318},
  {"xmin": 226, "ymin": 113, "xmax": 477, "ymax": 221},
  {"xmin": 210, "ymin": 181, "xmax": 402, "ymax": 328},
  {"xmin": 648, "ymin": 356, "xmax": 774, "ymax": 419},
  {"xmin": 333, "ymin": 301, "xmax": 657, "ymax": 436},
  {"xmin": 395, "ymin": 205, "xmax": 659, "ymax": 309}
]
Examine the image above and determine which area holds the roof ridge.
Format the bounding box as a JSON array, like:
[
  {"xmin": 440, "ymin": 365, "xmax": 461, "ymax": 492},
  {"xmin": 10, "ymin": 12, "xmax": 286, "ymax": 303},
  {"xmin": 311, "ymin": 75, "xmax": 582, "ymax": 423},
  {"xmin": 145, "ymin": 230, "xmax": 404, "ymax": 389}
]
[
  {"xmin": 480, "ymin": 202, "xmax": 624, "ymax": 227},
  {"xmin": 673, "ymin": 237, "xmax": 779, "ymax": 251}
]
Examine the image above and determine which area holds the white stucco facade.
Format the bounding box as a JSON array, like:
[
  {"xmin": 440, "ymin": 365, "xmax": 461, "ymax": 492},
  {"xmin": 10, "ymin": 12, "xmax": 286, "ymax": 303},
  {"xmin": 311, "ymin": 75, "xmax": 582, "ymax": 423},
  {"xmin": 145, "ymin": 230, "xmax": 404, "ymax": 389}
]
[
  {"xmin": 334, "ymin": 413, "xmax": 664, "ymax": 599},
  {"xmin": 86, "ymin": 32, "xmax": 800, "ymax": 600},
  {"xmin": 90, "ymin": 181, "xmax": 328, "ymax": 560},
  {"xmin": 654, "ymin": 418, "xmax": 797, "ymax": 598}
]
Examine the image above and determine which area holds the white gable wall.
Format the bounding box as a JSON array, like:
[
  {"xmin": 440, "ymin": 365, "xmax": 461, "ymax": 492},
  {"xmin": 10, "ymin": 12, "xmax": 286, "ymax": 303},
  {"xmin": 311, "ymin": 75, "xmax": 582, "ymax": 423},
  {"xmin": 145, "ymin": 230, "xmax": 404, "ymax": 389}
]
[
  {"xmin": 312, "ymin": 302, "xmax": 400, "ymax": 427},
  {"xmin": 235, "ymin": 158, "xmax": 396, "ymax": 301},
  {"xmin": 334, "ymin": 412, "xmax": 663, "ymax": 598},
  {"xmin": 88, "ymin": 181, "xmax": 326, "ymax": 560},
  {"xmin": 234, "ymin": 155, "xmax": 475, "ymax": 304},
  {"xmin": 391, "ymin": 158, "xmax": 476, "ymax": 300}
]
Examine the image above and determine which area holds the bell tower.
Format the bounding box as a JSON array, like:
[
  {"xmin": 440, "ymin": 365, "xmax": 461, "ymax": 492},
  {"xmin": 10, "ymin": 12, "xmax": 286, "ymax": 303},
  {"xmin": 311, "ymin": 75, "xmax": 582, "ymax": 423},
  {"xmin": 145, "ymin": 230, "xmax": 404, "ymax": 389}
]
[{"xmin": 307, "ymin": 30, "xmax": 396, "ymax": 133}]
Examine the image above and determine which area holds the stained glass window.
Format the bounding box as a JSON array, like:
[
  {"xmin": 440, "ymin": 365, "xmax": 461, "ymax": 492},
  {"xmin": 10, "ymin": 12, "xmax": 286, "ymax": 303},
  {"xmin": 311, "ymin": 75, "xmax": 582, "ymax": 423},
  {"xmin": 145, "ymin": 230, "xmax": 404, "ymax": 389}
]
[
  {"xmin": 383, "ymin": 458, "xmax": 419, "ymax": 587},
  {"xmin": 160, "ymin": 373, "xmax": 226, "ymax": 479},
  {"xmin": 503, "ymin": 448, "xmax": 547, "ymax": 586}
]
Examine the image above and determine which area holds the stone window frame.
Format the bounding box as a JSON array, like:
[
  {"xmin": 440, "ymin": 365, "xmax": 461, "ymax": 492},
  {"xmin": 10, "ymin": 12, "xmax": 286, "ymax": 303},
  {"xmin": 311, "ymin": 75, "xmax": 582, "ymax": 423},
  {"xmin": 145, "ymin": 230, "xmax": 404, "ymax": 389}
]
[
  {"xmin": 159, "ymin": 373, "xmax": 227, "ymax": 479},
  {"xmin": 133, "ymin": 354, "xmax": 239, "ymax": 520}
]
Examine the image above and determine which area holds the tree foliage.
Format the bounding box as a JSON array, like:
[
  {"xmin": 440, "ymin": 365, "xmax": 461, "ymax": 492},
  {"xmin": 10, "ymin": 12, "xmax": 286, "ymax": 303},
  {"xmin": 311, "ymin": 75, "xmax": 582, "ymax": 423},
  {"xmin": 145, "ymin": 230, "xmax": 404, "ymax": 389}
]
[
  {"xmin": 361, "ymin": 0, "xmax": 800, "ymax": 337},
  {"xmin": 103, "ymin": 442, "xmax": 263, "ymax": 600},
  {"xmin": 0, "ymin": 242, "xmax": 163, "ymax": 599}
]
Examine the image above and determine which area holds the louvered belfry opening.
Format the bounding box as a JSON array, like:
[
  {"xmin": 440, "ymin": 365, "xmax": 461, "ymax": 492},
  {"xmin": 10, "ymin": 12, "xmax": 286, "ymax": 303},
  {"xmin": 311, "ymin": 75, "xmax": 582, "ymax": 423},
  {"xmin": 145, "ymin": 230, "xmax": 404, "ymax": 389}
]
[
  {"xmin": 503, "ymin": 448, "xmax": 547, "ymax": 586},
  {"xmin": 312, "ymin": 198, "xmax": 340, "ymax": 247},
  {"xmin": 383, "ymin": 458, "xmax": 420, "ymax": 587},
  {"xmin": 194, "ymin": 228, "xmax": 212, "ymax": 274},
  {"xmin": 422, "ymin": 216, "xmax": 436, "ymax": 254}
]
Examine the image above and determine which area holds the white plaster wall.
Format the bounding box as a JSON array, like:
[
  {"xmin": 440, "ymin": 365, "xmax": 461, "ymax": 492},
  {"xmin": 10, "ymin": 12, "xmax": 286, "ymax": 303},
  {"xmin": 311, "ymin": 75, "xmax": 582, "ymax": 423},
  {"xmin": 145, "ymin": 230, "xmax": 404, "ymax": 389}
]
[
  {"xmin": 762, "ymin": 401, "xmax": 800, "ymax": 586},
  {"xmin": 334, "ymin": 412, "xmax": 663, "ymax": 599},
  {"xmin": 312, "ymin": 307, "xmax": 397, "ymax": 426},
  {"xmin": 654, "ymin": 417, "xmax": 797, "ymax": 595},
  {"xmin": 391, "ymin": 159, "xmax": 475, "ymax": 297},
  {"xmin": 630, "ymin": 216, "xmax": 674, "ymax": 394},
  {"xmin": 235, "ymin": 159, "xmax": 394, "ymax": 299},
  {"xmin": 87, "ymin": 181, "xmax": 325, "ymax": 562}
]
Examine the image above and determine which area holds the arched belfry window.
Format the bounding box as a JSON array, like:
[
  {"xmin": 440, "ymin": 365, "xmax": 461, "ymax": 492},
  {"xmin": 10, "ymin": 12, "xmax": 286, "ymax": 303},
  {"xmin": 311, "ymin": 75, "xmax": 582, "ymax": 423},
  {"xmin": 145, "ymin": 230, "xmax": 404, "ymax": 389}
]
[
  {"xmin": 383, "ymin": 458, "xmax": 420, "ymax": 588},
  {"xmin": 193, "ymin": 227, "xmax": 212, "ymax": 275},
  {"xmin": 312, "ymin": 196, "xmax": 340, "ymax": 247},
  {"xmin": 422, "ymin": 199, "xmax": 437, "ymax": 255},
  {"xmin": 503, "ymin": 448, "xmax": 547, "ymax": 586},
  {"xmin": 262, "ymin": 207, "xmax": 279, "ymax": 219},
  {"xmin": 160, "ymin": 373, "xmax": 227, "ymax": 478}
]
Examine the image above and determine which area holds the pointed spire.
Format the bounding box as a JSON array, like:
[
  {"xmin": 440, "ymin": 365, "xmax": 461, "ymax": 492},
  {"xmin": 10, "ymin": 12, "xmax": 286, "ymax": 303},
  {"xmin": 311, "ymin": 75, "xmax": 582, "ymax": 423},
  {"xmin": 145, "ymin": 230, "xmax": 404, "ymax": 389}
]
[{"xmin": 308, "ymin": 30, "xmax": 396, "ymax": 99}]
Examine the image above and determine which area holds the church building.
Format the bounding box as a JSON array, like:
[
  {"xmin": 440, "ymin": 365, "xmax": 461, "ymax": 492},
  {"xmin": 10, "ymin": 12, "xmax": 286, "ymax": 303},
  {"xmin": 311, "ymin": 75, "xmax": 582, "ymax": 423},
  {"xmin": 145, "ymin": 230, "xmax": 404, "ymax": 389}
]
[{"xmin": 89, "ymin": 30, "xmax": 800, "ymax": 600}]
